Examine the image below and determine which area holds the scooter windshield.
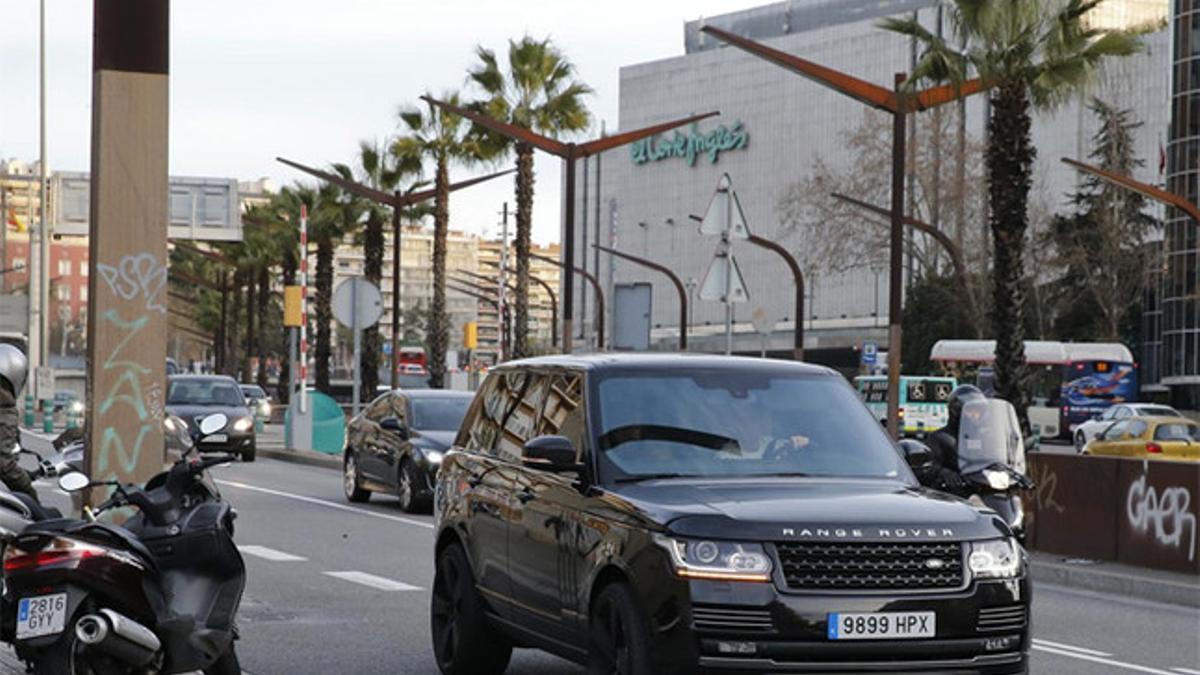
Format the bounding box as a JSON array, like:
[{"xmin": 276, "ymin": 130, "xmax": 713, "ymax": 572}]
[{"xmin": 957, "ymin": 398, "xmax": 1026, "ymax": 475}]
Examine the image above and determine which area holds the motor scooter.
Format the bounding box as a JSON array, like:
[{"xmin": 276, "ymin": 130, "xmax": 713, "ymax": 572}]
[
  {"xmin": 1, "ymin": 413, "xmax": 244, "ymax": 675},
  {"xmin": 956, "ymin": 397, "xmax": 1035, "ymax": 541}
]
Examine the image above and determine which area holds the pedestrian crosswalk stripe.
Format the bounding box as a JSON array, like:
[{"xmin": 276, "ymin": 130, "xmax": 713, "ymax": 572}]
[
  {"xmin": 238, "ymin": 545, "xmax": 307, "ymax": 562},
  {"xmin": 323, "ymin": 571, "xmax": 421, "ymax": 592}
]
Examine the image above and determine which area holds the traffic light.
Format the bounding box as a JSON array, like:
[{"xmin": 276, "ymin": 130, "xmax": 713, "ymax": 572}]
[{"xmin": 463, "ymin": 321, "xmax": 478, "ymax": 350}]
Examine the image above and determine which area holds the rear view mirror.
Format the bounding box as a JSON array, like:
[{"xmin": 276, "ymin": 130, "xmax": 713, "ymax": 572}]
[
  {"xmin": 898, "ymin": 439, "xmax": 934, "ymax": 473},
  {"xmin": 199, "ymin": 414, "xmax": 228, "ymax": 435},
  {"xmin": 522, "ymin": 435, "xmax": 584, "ymax": 473},
  {"xmin": 58, "ymin": 472, "xmax": 90, "ymax": 493}
]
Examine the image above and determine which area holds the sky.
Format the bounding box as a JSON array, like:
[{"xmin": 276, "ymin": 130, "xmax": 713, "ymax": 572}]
[{"xmin": 0, "ymin": 0, "xmax": 752, "ymax": 244}]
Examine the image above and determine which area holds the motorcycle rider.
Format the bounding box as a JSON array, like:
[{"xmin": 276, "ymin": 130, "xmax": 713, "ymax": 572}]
[
  {"xmin": 925, "ymin": 383, "xmax": 987, "ymax": 496},
  {"xmin": 0, "ymin": 344, "xmax": 38, "ymax": 501}
]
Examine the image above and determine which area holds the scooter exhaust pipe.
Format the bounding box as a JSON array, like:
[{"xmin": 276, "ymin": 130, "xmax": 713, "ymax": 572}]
[{"xmin": 75, "ymin": 609, "xmax": 160, "ymax": 667}]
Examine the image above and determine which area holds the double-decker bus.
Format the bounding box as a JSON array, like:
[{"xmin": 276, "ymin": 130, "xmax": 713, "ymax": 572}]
[{"xmin": 930, "ymin": 340, "xmax": 1137, "ymax": 439}]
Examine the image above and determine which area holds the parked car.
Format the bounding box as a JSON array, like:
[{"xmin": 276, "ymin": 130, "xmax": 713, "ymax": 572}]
[
  {"xmin": 1071, "ymin": 402, "xmax": 1180, "ymax": 452},
  {"xmin": 240, "ymin": 383, "xmax": 273, "ymax": 419},
  {"xmin": 166, "ymin": 375, "xmax": 257, "ymax": 461},
  {"xmin": 343, "ymin": 389, "xmax": 473, "ymax": 512},
  {"xmin": 431, "ymin": 355, "xmax": 1030, "ymax": 675},
  {"xmin": 1083, "ymin": 416, "xmax": 1200, "ymax": 461}
]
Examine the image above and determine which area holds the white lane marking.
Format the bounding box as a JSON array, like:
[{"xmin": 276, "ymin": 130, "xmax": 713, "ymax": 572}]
[
  {"xmin": 323, "ymin": 571, "xmax": 421, "ymax": 592},
  {"xmin": 237, "ymin": 545, "xmax": 307, "ymax": 562},
  {"xmin": 1170, "ymin": 669, "xmax": 1200, "ymax": 675},
  {"xmin": 215, "ymin": 480, "xmax": 433, "ymax": 530},
  {"xmin": 1032, "ymin": 638, "xmax": 1112, "ymax": 657},
  {"xmin": 1032, "ymin": 645, "xmax": 1178, "ymax": 675}
]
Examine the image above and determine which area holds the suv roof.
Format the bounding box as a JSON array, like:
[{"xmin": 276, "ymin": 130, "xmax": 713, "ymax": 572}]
[{"xmin": 492, "ymin": 353, "xmax": 836, "ymax": 376}]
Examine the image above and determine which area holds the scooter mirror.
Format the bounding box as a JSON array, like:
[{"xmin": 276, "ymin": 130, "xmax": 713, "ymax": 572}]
[
  {"xmin": 58, "ymin": 472, "xmax": 90, "ymax": 493},
  {"xmin": 199, "ymin": 414, "xmax": 228, "ymax": 436}
]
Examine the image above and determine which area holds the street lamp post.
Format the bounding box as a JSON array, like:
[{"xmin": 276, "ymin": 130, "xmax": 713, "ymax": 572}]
[
  {"xmin": 701, "ymin": 25, "xmax": 987, "ymax": 439},
  {"xmin": 463, "ymin": 268, "xmax": 558, "ymax": 348},
  {"xmin": 527, "ymin": 252, "xmax": 606, "ymax": 352},
  {"xmin": 594, "ymin": 244, "xmax": 688, "ymax": 352},
  {"xmin": 276, "ymin": 157, "xmax": 513, "ymax": 388},
  {"xmin": 419, "ymin": 96, "xmax": 717, "ymax": 354}
]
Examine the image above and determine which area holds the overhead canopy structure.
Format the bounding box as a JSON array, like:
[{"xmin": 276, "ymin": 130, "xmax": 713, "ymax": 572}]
[{"xmin": 930, "ymin": 340, "xmax": 1134, "ymax": 366}]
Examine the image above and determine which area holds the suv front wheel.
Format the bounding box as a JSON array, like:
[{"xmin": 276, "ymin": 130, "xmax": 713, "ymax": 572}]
[
  {"xmin": 430, "ymin": 543, "xmax": 511, "ymax": 675},
  {"xmin": 587, "ymin": 582, "xmax": 653, "ymax": 675}
]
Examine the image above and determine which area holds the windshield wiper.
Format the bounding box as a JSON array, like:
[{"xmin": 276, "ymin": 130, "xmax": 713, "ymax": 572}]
[{"xmin": 613, "ymin": 473, "xmax": 702, "ymax": 483}]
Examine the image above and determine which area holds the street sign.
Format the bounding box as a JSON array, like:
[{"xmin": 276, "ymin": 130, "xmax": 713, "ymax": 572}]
[
  {"xmin": 333, "ymin": 278, "xmax": 383, "ymax": 329},
  {"xmin": 34, "ymin": 367, "xmax": 54, "ymax": 401},
  {"xmin": 698, "ymin": 184, "xmax": 750, "ymax": 240},
  {"xmin": 861, "ymin": 341, "xmax": 878, "ymax": 366},
  {"xmin": 699, "ymin": 250, "xmax": 749, "ymax": 303}
]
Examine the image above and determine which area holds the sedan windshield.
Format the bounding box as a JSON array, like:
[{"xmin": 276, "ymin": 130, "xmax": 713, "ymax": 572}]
[
  {"xmin": 411, "ymin": 397, "xmax": 471, "ymax": 432},
  {"xmin": 595, "ymin": 371, "xmax": 909, "ymax": 481},
  {"xmin": 169, "ymin": 380, "xmax": 245, "ymax": 407}
]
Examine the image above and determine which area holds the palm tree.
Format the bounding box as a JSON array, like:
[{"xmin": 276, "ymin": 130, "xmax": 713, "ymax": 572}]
[
  {"xmin": 308, "ymin": 172, "xmax": 365, "ymax": 391},
  {"xmin": 881, "ymin": 0, "xmax": 1145, "ymax": 430},
  {"xmin": 467, "ymin": 36, "xmax": 591, "ymax": 358},
  {"xmin": 393, "ymin": 93, "xmax": 480, "ymax": 388},
  {"xmin": 353, "ymin": 141, "xmax": 421, "ymax": 394}
]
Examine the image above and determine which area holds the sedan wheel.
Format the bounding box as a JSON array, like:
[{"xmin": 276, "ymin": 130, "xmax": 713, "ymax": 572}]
[
  {"xmin": 397, "ymin": 459, "xmax": 427, "ymax": 513},
  {"xmin": 343, "ymin": 453, "xmax": 370, "ymax": 503},
  {"xmin": 1074, "ymin": 432, "xmax": 1086, "ymax": 454}
]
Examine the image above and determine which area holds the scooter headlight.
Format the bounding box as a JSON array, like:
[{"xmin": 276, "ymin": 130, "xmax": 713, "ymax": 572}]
[
  {"xmin": 968, "ymin": 538, "xmax": 1021, "ymax": 579},
  {"xmin": 982, "ymin": 468, "xmax": 1012, "ymax": 491},
  {"xmin": 655, "ymin": 535, "xmax": 772, "ymax": 582}
]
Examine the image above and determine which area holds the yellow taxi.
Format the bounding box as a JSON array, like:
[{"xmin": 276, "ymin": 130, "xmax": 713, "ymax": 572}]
[{"xmin": 1084, "ymin": 415, "xmax": 1200, "ymax": 461}]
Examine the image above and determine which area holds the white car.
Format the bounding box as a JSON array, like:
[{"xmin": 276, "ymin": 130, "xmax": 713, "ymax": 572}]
[{"xmin": 1071, "ymin": 403, "xmax": 1181, "ymax": 453}]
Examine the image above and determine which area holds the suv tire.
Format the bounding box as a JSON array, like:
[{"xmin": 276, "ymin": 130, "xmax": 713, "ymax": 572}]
[
  {"xmin": 343, "ymin": 452, "xmax": 370, "ymax": 503},
  {"xmin": 587, "ymin": 582, "xmax": 654, "ymax": 675},
  {"xmin": 430, "ymin": 543, "xmax": 512, "ymax": 675}
]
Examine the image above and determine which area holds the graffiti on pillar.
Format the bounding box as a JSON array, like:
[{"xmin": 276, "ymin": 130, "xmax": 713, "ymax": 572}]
[
  {"xmin": 93, "ymin": 302, "xmax": 161, "ymax": 482},
  {"xmin": 1030, "ymin": 462, "xmax": 1065, "ymax": 515},
  {"xmin": 96, "ymin": 252, "xmax": 168, "ymax": 313},
  {"xmin": 1126, "ymin": 472, "xmax": 1196, "ymax": 562}
]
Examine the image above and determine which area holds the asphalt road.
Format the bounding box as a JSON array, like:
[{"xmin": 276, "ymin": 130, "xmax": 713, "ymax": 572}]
[{"xmin": 5, "ymin": 454, "xmax": 1198, "ymax": 674}]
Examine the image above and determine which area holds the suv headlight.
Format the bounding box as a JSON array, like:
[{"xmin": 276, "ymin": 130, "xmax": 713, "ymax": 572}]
[
  {"xmin": 655, "ymin": 536, "xmax": 772, "ymax": 582},
  {"xmin": 232, "ymin": 416, "xmax": 254, "ymax": 433},
  {"xmin": 968, "ymin": 538, "xmax": 1021, "ymax": 579}
]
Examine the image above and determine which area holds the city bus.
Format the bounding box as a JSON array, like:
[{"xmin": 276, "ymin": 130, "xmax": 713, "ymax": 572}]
[
  {"xmin": 930, "ymin": 340, "xmax": 1137, "ymax": 439},
  {"xmin": 854, "ymin": 375, "xmax": 958, "ymax": 436}
]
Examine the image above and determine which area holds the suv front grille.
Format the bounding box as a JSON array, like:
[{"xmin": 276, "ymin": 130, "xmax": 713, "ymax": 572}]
[
  {"xmin": 775, "ymin": 541, "xmax": 964, "ymax": 591},
  {"xmin": 691, "ymin": 605, "xmax": 774, "ymax": 633}
]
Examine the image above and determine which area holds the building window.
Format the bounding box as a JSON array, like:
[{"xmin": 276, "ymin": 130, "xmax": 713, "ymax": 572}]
[
  {"xmin": 80, "ymin": 286, "xmax": 88, "ymax": 303},
  {"xmin": 56, "ymin": 285, "xmax": 71, "ymax": 301},
  {"xmin": 57, "ymin": 259, "xmax": 71, "ymax": 276}
]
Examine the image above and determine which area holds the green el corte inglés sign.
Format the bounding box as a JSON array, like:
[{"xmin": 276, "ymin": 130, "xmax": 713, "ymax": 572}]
[{"xmin": 630, "ymin": 121, "xmax": 749, "ymax": 167}]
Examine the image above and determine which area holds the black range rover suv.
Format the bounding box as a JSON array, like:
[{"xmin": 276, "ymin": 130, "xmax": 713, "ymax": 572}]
[{"xmin": 431, "ymin": 355, "xmax": 1030, "ymax": 675}]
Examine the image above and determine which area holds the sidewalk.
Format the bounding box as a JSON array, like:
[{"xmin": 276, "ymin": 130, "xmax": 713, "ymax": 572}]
[{"xmin": 256, "ymin": 424, "xmax": 342, "ymax": 470}]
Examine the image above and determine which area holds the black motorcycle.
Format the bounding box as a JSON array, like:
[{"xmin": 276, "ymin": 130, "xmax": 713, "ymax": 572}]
[{"xmin": 1, "ymin": 414, "xmax": 245, "ymax": 675}]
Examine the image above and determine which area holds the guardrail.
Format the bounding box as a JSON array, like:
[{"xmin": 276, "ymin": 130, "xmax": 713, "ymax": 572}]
[{"xmin": 1024, "ymin": 453, "xmax": 1199, "ymax": 575}]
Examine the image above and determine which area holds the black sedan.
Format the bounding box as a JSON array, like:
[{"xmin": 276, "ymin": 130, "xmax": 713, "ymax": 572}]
[
  {"xmin": 166, "ymin": 375, "xmax": 257, "ymax": 462},
  {"xmin": 343, "ymin": 389, "xmax": 473, "ymax": 512}
]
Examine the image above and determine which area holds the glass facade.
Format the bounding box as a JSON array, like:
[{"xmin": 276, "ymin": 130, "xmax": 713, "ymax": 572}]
[{"xmin": 1161, "ymin": 0, "xmax": 1200, "ymax": 387}]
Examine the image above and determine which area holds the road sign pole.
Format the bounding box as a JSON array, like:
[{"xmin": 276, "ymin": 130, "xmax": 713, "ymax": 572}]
[
  {"xmin": 886, "ymin": 74, "xmax": 907, "ymax": 441},
  {"xmin": 723, "ymin": 185, "xmax": 734, "ymax": 356},
  {"xmin": 351, "ymin": 278, "xmax": 362, "ymax": 417}
]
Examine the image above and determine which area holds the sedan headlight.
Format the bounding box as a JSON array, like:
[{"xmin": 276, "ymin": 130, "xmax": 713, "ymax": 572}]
[
  {"xmin": 982, "ymin": 468, "xmax": 1012, "ymax": 491},
  {"xmin": 655, "ymin": 535, "xmax": 772, "ymax": 582},
  {"xmin": 424, "ymin": 450, "xmax": 444, "ymax": 465},
  {"xmin": 968, "ymin": 538, "xmax": 1021, "ymax": 579},
  {"xmin": 232, "ymin": 416, "xmax": 254, "ymax": 433},
  {"xmin": 258, "ymin": 401, "xmax": 272, "ymax": 417},
  {"xmin": 69, "ymin": 401, "xmax": 84, "ymax": 414}
]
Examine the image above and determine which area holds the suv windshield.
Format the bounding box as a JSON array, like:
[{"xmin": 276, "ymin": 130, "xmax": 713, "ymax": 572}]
[
  {"xmin": 595, "ymin": 371, "xmax": 909, "ymax": 481},
  {"xmin": 169, "ymin": 380, "xmax": 245, "ymax": 407},
  {"xmin": 411, "ymin": 397, "xmax": 471, "ymax": 432}
]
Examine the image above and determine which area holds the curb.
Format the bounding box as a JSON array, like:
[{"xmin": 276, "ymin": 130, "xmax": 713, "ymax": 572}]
[
  {"xmin": 1029, "ymin": 559, "xmax": 1200, "ymax": 608},
  {"xmin": 257, "ymin": 446, "xmax": 342, "ymax": 470}
]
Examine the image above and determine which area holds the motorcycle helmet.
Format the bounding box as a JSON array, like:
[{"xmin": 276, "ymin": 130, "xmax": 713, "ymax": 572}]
[
  {"xmin": 946, "ymin": 383, "xmax": 985, "ymax": 432},
  {"xmin": 0, "ymin": 344, "xmax": 28, "ymax": 397}
]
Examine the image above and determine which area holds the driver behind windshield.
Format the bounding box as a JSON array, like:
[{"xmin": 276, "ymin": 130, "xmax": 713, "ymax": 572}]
[{"xmin": 926, "ymin": 384, "xmax": 986, "ymax": 495}]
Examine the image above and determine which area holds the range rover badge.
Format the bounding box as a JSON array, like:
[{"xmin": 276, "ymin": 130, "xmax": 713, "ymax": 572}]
[{"xmin": 924, "ymin": 558, "xmax": 946, "ymax": 570}]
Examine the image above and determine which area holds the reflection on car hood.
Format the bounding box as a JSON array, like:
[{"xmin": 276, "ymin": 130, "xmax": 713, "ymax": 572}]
[
  {"xmin": 414, "ymin": 431, "xmax": 456, "ymax": 450},
  {"xmin": 609, "ymin": 478, "xmax": 1005, "ymax": 542}
]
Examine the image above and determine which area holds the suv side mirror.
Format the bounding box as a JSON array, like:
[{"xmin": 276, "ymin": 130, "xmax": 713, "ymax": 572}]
[
  {"xmin": 380, "ymin": 417, "xmax": 409, "ymax": 439},
  {"xmin": 898, "ymin": 439, "xmax": 934, "ymax": 473},
  {"xmin": 522, "ymin": 435, "xmax": 584, "ymax": 473}
]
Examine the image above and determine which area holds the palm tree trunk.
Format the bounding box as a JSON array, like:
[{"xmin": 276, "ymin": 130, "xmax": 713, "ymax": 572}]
[
  {"xmin": 428, "ymin": 156, "xmax": 451, "ymax": 388},
  {"xmin": 315, "ymin": 237, "xmax": 334, "ymax": 392},
  {"xmin": 362, "ymin": 210, "xmax": 384, "ymax": 395},
  {"xmin": 987, "ymin": 82, "xmax": 1034, "ymax": 434},
  {"xmin": 512, "ymin": 144, "xmax": 535, "ymax": 359},
  {"xmin": 227, "ymin": 270, "xmax": 243, "ymax": 377},
  {"xmin": 256, "ymin": 266, "xmax": 270, "ymax": 389},
  {"xmin": 243, "ymin": 269, "xmax": 256, "ymax": 383}
]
